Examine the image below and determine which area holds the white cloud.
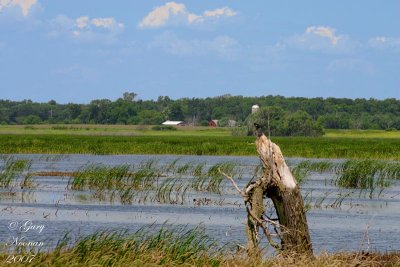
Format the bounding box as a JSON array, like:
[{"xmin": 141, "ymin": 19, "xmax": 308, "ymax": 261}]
[
  {"xmin": 149, "ymin": 31, "xmax": 240, "ymax": 59},
  {"xmin": 306, "ymin": 26, "xmax": 340, "ymax": 46},
  {"xmin": 139, "ymin": 2, "xmax": 186, "ymax": 28},
  {"xmin": 139, "ymin": 2, "xmax": 237, "ymax": 28},
  {"xmin": 203, "ymin": 7, "xmax": 236, "ymax": 18},
  {"xmin": 187, "ymin": 13, "xmax": 201, "ymax": 24},
  {"xmin": 91, "ymin": 17, "xmax": 124, "ymax": 29},
  {"xmin": 0, "ymin": 0, "xmax": 37, "ymax": 16},
  {"xmin": 76, "ymin": 16, "xmax": 89, "ymax": 29},
  {"xmin": 368, "ymin": 36, "xmax": 400, "ymax": 51},
  {"xmin": 288, "ymin": 26, "xmax": 354, "ymax": 53},
  {"xmin": 48, "ymin": 15, "xmax": 124, "ymax": 44}
]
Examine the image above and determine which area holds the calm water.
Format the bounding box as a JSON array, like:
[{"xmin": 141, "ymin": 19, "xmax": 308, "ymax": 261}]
[{"xmin": 0, "ymin": 154, "xmax": 399, "ymax": 254}]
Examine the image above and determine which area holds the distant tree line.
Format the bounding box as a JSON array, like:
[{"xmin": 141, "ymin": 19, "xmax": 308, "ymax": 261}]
[{"xmin": 1, "ymin": 93, "xmax": 399, "ymax": 133}]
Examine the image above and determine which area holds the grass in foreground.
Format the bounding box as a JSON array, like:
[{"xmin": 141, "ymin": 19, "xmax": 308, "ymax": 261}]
[{"xmin": 0, "ymin": 227, "xmax": 399, "ymax": 267}]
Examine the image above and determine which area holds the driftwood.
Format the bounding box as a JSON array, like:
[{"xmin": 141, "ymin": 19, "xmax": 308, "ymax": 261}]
[{"xmin": 221, "ymin": 124, "xmax": 312, "ymax": 256}]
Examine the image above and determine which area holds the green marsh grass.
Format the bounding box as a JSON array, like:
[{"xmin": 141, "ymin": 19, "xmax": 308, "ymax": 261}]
[
  {"xmin": 1, "ymin": 226, "xmax": 399, "ymax": 266},
  {"xmin": 155, "ymin": 178, "xmax": 190, "ymax": 204},
  {"xmin": 191, "ymin": 162, "xmax": 235, "ymax": 193},
  {"xmin": 3, "ymin": 226, "xmax": 222, "ymax": 267},
  {"xmin": 303, "ymin": 190, "xmax": 351, "ymax": 210},
  {"xmin": 0, "ymin": 156, "xmax": 33, "ymax": 189},
  {"xmin": 66, "ymin": 160, "xmax": 238, "ymax": 204},
  {"xmin": 336, "ymin": 160, "xmax": 400, "ymax": 197},
  {"xmin": 291, "ymin": 160, "xmax": 335, "ymax": 183},
  {"xmin": 1, "ymin": 133, "xmax": 400, "ymax": 159},
  {"xmin": 294, "ymin": 159, "xmax": 400, "ymax": 197}
]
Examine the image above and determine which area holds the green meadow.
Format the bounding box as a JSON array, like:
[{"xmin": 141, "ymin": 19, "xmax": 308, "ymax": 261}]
[
  {"xmin": 0, "ymin": 124, "xmax": 231, "ymax": 136},
  {"xmin": 0, "ymin": 125, "xmax": 399, "ymax": 159}
]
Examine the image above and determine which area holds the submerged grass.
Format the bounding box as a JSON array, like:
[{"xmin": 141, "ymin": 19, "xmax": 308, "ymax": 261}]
[
  {"xmin": 294, "ymin": 159, "xmax": 400, "ymax": 197},
  {"xmin": 336, "ymin": 160, "xmax": 400, "ymax": 197},
  {"xmin": 0, "ymin": 134, "xmax": 400, "ymax": 159},
  {"xmin": 0, "ymin": 156, "xmax": 33, "ymax": 189},
  {"xmin": 66, "ymin": 160, "xmax": 238, "ymax": 204}
]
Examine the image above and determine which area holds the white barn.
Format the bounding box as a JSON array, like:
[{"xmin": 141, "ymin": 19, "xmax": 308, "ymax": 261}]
[{"xmin": 162, "ymin": 120, "xmax": 185, "ymax": 126}]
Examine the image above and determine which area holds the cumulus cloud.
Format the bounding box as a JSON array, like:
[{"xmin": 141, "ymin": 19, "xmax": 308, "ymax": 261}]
[
  {"xmin": 306, "ymin": 26, "xmax": 340, "ymax": 46},
  {"xmin": 0, "ymin": 0, "xmax": 37, "ymax": 16},
  {"xmin": 75, "ymin": 16, "xmax": 89, "ymax": 29},
  {"xmin": 48, "ymin": 15, "xmax": 124, "ymax": 44},
  {"xmin": 288, "ymin": 26, "xmax": 354, "ymax": 53},
  {"xmin": 149, "ymin": 31, "xmax": 240, "ymax": 59},
  {"xmin": 139, "ymin": 2, "xmax": 237, "ymax": 28},
  {"xmin": 73, "ymin": 16, "xmax": 124, "ymax": 31},
  {"xmin": 203, "ymin": 7, "xmax": 236, "ymax": 18},
  {"xmin": 91, "ymin": 17, "xmax": 124, "ymax": 29},
  {"xmin": 368, "ymin": 36, "xmax": 400, "ymax": 51}
]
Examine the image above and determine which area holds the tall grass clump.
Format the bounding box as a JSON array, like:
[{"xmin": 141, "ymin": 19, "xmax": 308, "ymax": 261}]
[
  {"xmin": 0, "ymin": 157, "xmax": 33, "ymax": 189},
  {"xmin": 191, "ymin": 162, "xmax": 235, "ymax": 193},
  {"xmin": 291, "ymin": 160, "xmax": 335, "ymax": 183},
  {"xmin": 336, "ymin": 159, "xmax": 400, "ymax": 197},
  {"xmin": 68, "ymin": 164, "xmax": 140, "ymax": 203},
  {"xmin": 69, "ymin": 164, "xmax": 131, "ymax": 191},
  {"xmin": 155, "ymin": 178, "xmax": 190, "ymax": 204},
  {"xmin": 67, "ymin": 160, "xmax": 242, "ymax": 204},
  {"xmin": 23, "ymin": 226, "xmax": 221, "ymax": 267}
]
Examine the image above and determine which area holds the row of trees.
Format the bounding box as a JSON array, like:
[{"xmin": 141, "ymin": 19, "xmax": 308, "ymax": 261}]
[
  {"xmin": 1, "ymin": 93, "xmax": 399, "ymax": 132},
  {"xmin": 246, "ymin": 107, "xmax": 324, "ymax": 137}
]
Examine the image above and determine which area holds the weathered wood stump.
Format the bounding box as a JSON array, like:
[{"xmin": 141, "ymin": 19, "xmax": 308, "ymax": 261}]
[{"xmin": 223, "ymin": 124, "xmax": 312, "ymax": 256}]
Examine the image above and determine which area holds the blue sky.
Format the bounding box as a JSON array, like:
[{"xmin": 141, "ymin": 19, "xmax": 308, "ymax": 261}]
[{"xmin": 0, "ymin": 1, "xmax": 399, "ymax": 103}]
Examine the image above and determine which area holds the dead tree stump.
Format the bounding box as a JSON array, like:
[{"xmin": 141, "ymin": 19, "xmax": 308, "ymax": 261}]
[
  {"xmin": 254, "ymin": 127, "xmax": 312, "ymax": 254},
  {"xmin": 223, "ymin": 124, "xmax": 313, "ymax": 256}
]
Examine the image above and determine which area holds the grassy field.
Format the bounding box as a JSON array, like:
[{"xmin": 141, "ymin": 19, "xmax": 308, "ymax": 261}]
[
  {"xmin": 324, "ymin": 129, "xmax": 400, "ymax": 138},
  {"xmin": 0, "ymin": 124, "xmax": 231, "ymax": 136},
  {"xmin": 2, "ymin": 125, "xmax": 400, "ymax": 138},
  {"xmin": 0, "ymin": 125, "xmax": 399, "ymax": 159}
]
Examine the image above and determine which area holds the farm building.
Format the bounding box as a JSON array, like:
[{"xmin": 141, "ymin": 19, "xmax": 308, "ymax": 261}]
[
  {"xmin": 252, "ymin": 104, "xmax": 260, "ymax": 114},
  {"xmin": 228, "ymin": 120, "xmax": 237, "ymax": 127},
  {"xmin": 208, "ymin": 120, "xmax": 219, "ymax": 127},
  {"xmin": 162, "ymin": 120, "xmax": 186, "ymax": 126}
]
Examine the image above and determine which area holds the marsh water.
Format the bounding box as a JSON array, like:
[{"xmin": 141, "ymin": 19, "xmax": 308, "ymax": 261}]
[{"xmin": 0, "ymin": 154, "xmax": 399, "ymax": 254}]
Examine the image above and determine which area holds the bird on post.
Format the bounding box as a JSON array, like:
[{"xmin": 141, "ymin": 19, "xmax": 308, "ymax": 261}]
[{"xmin": 254, "ymin": 123, "xmax": 263, "ymax": 137}]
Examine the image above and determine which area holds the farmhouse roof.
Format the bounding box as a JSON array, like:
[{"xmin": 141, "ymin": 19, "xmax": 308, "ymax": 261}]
[{"xmin": 162, "ymin": 120, "xmax": 184, "ymax": 125}]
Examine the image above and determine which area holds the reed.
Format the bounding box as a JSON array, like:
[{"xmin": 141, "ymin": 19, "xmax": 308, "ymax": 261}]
[
  {"xmin": 292, "ymin": 159, "xmax": 400, "ymax": 196},
  {"xmin": 0, "ymin": 157, "xmax": 33, "ymax": 189},
  {"xmin": 66, "ymin": 160, "xmax": 236, "ymax": 204},
  {"xmin": 191, "ymin": 162, "xmax": 235, "ymax": 193},
  {"xmin": 68, "ymin": 164, "xmax": 131, "ymax": 191},
  {"xmin": 1, "ymin": 227, "xmax": 399, "ymax": 267},
  {"xmin": 155, "ymin": 178, "xmax": 190, "ymax": 204},
  {"xmin": 4, "ymin": 226, "xmax": 221, "ymax": 266},
  {"xmin": 336, "ymin": 159, "xmax": 400, "ymax": 197}
]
